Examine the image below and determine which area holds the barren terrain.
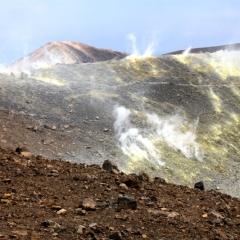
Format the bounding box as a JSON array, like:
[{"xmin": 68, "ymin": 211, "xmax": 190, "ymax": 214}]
[
  {"xmin": 0, "ymin": 42, "xmax": 240, "ymax": 239},
  {"xmin": 0, "ymin": 147, "xmax": 239, "ymax": 239}
]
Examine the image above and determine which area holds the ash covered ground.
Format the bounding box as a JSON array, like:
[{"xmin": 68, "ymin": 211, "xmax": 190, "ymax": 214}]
[{"xmin": 0, "ymin": 41, "xmax": 240, "ymax": 199}]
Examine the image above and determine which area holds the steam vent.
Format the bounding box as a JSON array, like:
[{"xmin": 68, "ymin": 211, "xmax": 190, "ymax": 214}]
[{"xmin": 1, "ymin": 41, "xmax": 240, "ymax": 197}]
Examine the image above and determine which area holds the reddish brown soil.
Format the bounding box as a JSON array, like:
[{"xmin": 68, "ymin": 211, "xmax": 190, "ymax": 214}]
[{"xmin": 0, "ymin": 147, "xmax": 239, "ymax": 240}]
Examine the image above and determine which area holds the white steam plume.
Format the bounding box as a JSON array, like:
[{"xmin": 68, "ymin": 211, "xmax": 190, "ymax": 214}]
[
  {"xmin": 143, "ymin": 32, "xmax": 158, "ymax": 57},
  {"xmin": 21, "ymin": 48, "xmax": 63, "ymax": 72},
  {"xmin": 182, "ymin": 46, "xmax": 192, "ymax": 56},
  {"xmin": 127, "ymin": 33, "xmax": 158, "ymax": 59},
  {"xmin": 147, "ymin": 113, "xmax": 203, "ymax": 161},
  {"xmin": 113, "ymin": 106, "xmax": 164, "ymax": 166},
  {"xmin": 113, "ymin": 106, "xmax": 203, "ymax": 167},
  {"xmin": 5, "ymin": 46, "xmax": 63, "ymax": 77},
  {"xmin": 127, "ymin": 34, "xmax": 139, "ymax": 57}
]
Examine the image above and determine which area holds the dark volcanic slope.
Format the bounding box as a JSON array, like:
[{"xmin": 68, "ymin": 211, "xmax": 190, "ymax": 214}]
[
  {"xmin": 166, "ymin": 42, "xmax": 240, "ymax": 55},
  {"xmin": 1, "ymin": 46, "xmax": 240, "ymax": 198},
  {"xmin": 7, "ymin": 41, "xmax": 127, "ymax": 71}
]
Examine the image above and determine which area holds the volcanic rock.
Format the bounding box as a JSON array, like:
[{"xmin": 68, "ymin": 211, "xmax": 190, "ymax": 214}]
[
  {"xmin": 109, "ymin": 232, "xmax": 122, "ymax": 240},
  {"xmin": 75, "ymin": 225, "xmax": 85, "ymax": 234},
  {"xmin": 120, "ymin": 175, "xmax": 141, "ymax": 188},
  {"xmin": 15, "ymin": 146, "xmax": 28, "ymax": 154},
  {"xmin": 41, "ymin": 220, "xmax": 66, "ymax": 232},
  {"xmin": 102, "ymin": 160, "xmax": 119, "ymax": 173},
  {"xmin": 57, "ymin": 208, "xmax": 67, "ymax": 215},
  {"xmin": 20, "ymin": 151, "xmax": 33, "ymax": 159},
  {"xmin": 117, "ymin": 196, "xmax": 137, "ymax": 210},
  {"xmin": 139, "ymin": 171, "xmax": 154, "ymax": 183},
  {"xmin": 81, "ymin": 198, "xmax": 97, "ymax": 210},
  {"xmin": 194, "ymin": 181, "xmax": 205, "ymax": 191}
]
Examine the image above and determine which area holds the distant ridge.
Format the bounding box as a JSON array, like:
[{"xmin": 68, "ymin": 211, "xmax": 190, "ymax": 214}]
[
  {"xmin": 165, "ymin": 43, "xmax": 240, "ymax": 55},
  {"xmin": 8, "ymin": 41, "xmax": 128, "ymax": 71}
]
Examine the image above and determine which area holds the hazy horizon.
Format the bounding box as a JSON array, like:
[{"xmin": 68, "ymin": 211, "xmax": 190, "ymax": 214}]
[{"xmin": 1, "ymin": 0, "xmax": 240, "ymax": 65}]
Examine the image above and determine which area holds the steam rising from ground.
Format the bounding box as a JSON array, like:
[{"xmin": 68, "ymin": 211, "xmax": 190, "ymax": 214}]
[
  {"xmin": 7, "ymin": 46, "xmax": 62, "ymax": 74},
  {"xmin": 113, "ymin": 106, "xmax": 164, "ymax": 166},
  {"xmin": 113, "ymin": 106, "xmax": 203, "ymax": 167},
  {"xmin": 127, "ymin": 33, "xmax": 157, "ymax": 58},
  {"xmin": 0, "ymin": 48, "xmax": 65, "ymax": 86},
  {"xmin": 23, "ymin": 48, "xmax": 62, "ymax": 70},
  {"xmin": 175, "ymin": 49, "xmax": 240, "ymax": 80},
  {"xmin": 147, "ymin": 113, "xmax": 203, "ymax": 161},
  {"xmin": 182, "ymin": 46, "xmax": 192, "ymax": 56}
]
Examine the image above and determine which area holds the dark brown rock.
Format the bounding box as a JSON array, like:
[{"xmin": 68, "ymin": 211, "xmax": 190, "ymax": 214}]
[
  {"xmin": 139, "ymin": 172, "xmax": 154, "ymax": 183},
  {"xmin": 41, "ymin": 220, "xmax": 66, "ymax": 232},
  {"xmin": 120, "ymin": 175, "xmax": 141, "ymax": 188},
  {"xmin": 15, "ymin": 146, "xmax": 28, "ymax": 154},
  {"xmin": 102, "ymin": 160, "xmax": 119, "ymax": 173},
  {"xmin": 3, "ymin": 179, "xmax": 11, "ymax": 184},
  {"xmin": 109, "ymin": 232, "xmax": 122, "ymax": 240},
  {"xmin": 117, "ymin": 196, "xmax": 137, "ymax": 210}
]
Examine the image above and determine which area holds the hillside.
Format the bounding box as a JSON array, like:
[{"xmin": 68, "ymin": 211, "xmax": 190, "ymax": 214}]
[
  {"xmin": 0, "ymin": 43, "xmax": 240, "ymax": 199},
  {"xmin": 166, "ymin": 42, "xmax": 240, "ymax": 55},
  {"xmin": 7, "ymin": 41, "xmax": 127, "ymax": 72}
]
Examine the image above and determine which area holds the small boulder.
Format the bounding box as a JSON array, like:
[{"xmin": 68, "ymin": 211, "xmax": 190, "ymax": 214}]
[
  {"xmin": 167, "ymin": 212, "xmax": 180, "ymax": 218},
  {"xmin": 139, "ymin": 172, "xmax": 154, "ymax": 183},
  {"xmin": 102, "ymin": 160, "xmax": 119, "ymax": 173},
  {"xmin": 208, "ymin": 210, "xmax": 224, "ymax": 224},
  {"xmin": 117, "ymin": 196, "xmax": 137, "ymax": 210},
  {"xmin": 41, "ymin": 220, "xmax": 66, "ymax": 232},
  {"xmin": 75, "ymin": 225, "xmax": 85, "ymax": 234},
  {"xmin": 119, "ymin": 183, "xmax": 128, "ymax": 190},
  {"xmin": 194, "ymin": 181, "xmax": 204, "ymax": 191},
  {"xmin": 89, "ymin": 222, "xmax": 97, "ymax": 228},
  {"xmin": 15, "ymin": 146, "xmax": 28, "ymax": 154},
  {"xmin": 57, "ymin": 208, "xmax": 67, "ymax": 215},
  {"xmin": 21, "ymin": 151, "xmax": 33, "ymax": 159},
  {"xmin": 155, "ymin": 177, "xmax": 166, "ymax": 184},
  {"xmin": 3, "ymin": 179, "xmax": 11, "ymax": 184},
  {"xmin": 109, "ymin": 232, "xmax": 122, "ymax": 240},
  {"xmin": 120, "ymin": 175, "xmax": 141, "ymax": 188},
  {"xmin": 81, "ymin": 198, "xmax": 97, "ymax": 210},
  {"xmin": 75, "ymin": 208, "xmax": 87, "ymax": 215}
]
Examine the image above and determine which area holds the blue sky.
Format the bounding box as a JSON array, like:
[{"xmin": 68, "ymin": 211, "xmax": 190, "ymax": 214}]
[{"xmin": 1, "ymin": 0, "xmax": 240, "ymax": 64}]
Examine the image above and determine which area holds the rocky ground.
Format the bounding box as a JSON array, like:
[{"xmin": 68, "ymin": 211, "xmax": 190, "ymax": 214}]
[
  {"xmin": 0, "ymin": 146, "xmax": 239, "ymax": 240},
  {"xmin": 1, "ymin": 43, "xmax": 240, "ymax": 239},
  {"xmin": 2, "ymin": 53, "xmax": 240, "ymax": 198}
]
